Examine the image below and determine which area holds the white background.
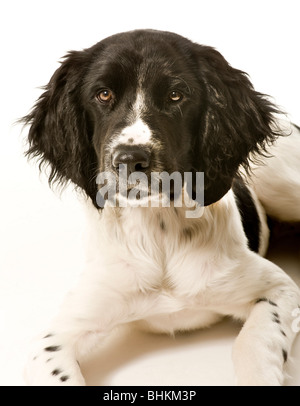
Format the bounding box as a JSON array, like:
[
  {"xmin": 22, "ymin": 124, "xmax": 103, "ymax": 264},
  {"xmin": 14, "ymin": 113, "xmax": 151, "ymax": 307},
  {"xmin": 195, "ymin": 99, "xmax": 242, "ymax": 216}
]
[{"xmin": 0, "ymin": 0, "xmax": 299, "ymax": 386}]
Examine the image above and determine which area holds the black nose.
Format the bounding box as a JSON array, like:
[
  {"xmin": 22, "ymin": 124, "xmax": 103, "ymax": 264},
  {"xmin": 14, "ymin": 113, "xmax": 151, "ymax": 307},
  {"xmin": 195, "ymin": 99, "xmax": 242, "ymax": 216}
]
[{"xmin": 112, "ymin": 147, "xmax": 151, "ymax": 174}]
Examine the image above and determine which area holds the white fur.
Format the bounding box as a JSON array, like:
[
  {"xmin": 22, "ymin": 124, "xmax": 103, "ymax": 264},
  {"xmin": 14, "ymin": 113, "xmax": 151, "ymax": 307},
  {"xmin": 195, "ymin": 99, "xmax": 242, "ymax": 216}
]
[
  {"xmin": 248, "ymin": 124, "xmax": 300, "ymax": 222},
  {"xmin": 25, "ymin": 121, "xmax": 300, "ymax": 386},
  {"xmin": 110, "ymin": 92, "xmax": 152, "ymax": 148}
]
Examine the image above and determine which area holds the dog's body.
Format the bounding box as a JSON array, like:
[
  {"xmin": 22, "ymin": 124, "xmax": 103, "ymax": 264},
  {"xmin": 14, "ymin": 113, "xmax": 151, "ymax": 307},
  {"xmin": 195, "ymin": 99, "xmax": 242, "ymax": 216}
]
[{"xmin": 23, "ymin": 30, "xmax": 300, "ymax": 386}]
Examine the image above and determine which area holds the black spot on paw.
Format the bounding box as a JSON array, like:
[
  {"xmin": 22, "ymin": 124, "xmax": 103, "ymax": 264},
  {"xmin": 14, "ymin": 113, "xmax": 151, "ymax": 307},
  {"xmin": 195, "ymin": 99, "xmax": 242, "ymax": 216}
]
[
  {"xmin": 256, "ymin": 298, "xmax": 278, "ymax": 307},
  {"xmin": 272, "ymin": 312, "xmax": 280, "ymax": 323},
  {"xmin": 44, "ymin": 345, "xmax": 61, "ymax": 352},
  {"xmin": 282, "ymin": 349, "xmax": 288, "ymax": 363},
  {"xmin": 52, "ymin": 369, "xmax": 62, "ymax": 376},
  {"xmin": 43, "ymin": 333, "xmax": 54, "ymax": 339},
  {"xmin": 280, "ymin": 330, "xmax": 287, "ymax": 337},
  {"xmin": 60, "ymin": 375, "xmax": 69, "ymax": 382},
  {"xmin": 256, "ymin": 298, "xmax": 268, "ymax": 304}
]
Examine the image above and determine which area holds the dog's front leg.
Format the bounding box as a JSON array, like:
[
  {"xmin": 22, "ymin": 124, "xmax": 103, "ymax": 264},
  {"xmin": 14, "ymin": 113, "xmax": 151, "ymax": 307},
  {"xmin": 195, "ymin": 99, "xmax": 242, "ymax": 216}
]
[
  {"xmin": 24, "ymin": 262, "xmax": 162, "ymax": 386},
  {"xmin": 24, "ymin": 293, "xmax": 118, "ymax": 385},
  {"xmin": 230, "ymin": 256, "xmax": 300, "ymax": 386}
]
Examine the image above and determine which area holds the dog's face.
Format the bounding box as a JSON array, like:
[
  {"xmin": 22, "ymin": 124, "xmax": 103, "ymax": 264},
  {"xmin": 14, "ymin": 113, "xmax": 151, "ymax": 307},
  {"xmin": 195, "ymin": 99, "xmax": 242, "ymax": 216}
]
[
  {"xmin": 24, "ymin": 30, "xmax": 279, "ymax": 207},
  {"xmin": 84, "ymin": 31, "xmax": 205, "ymax": 205},
  {"xmin": 85, "ymin": 31, "xmax": 202, "ymax": 177}
]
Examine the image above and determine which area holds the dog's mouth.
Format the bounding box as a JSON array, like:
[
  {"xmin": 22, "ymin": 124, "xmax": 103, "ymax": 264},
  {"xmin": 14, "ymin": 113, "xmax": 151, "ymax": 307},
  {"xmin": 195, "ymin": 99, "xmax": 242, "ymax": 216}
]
[
  {"xmin": 96, "ymin": 167, "xmax": 176, "ymax": 206},
  {"xmin": 96, "ymin": 164, "xmax": 205, "ymax": 215}
]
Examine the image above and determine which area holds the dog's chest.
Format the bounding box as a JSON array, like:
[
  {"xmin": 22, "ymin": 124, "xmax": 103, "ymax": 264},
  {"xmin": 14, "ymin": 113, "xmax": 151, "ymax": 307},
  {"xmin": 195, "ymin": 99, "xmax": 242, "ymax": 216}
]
[
  {"xmin": 95, "ymin": 204, "xmax": 243, "ymax": 332},
  {"xmin": 101, "ymin": 207, "xmax": 224, "ymax": 296}
]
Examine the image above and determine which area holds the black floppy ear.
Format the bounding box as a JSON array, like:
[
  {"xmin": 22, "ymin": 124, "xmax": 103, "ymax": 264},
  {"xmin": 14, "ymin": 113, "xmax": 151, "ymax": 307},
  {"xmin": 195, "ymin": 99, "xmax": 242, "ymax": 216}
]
[
  {"xmin": 193, "ymin": 45, "xmax": 281, "ymax": 206},
  {"xmin": 23, "ymin": 50, "xmax": 98, "ymax": 206}
]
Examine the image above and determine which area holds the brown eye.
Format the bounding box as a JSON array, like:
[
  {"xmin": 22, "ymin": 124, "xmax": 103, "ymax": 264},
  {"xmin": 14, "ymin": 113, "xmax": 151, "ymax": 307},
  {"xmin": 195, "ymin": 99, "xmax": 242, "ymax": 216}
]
[
  {"xmin": 169, "ymin": 91, "xmax": 183, "ymax": 102},
  {"xmin": 97, "ymin": 89, "xmax": 113, "ymax": 103}
]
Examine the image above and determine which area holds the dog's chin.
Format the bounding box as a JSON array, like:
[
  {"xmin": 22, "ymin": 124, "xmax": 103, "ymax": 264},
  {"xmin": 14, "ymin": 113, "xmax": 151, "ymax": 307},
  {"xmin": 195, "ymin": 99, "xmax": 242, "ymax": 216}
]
[
  {"xmin": 97, "ymin": 167, "xmax": 202, "ymax": 209},
  {"xmin": 103, "ymin": 187, "xmax": 200, "ymax": 211},
  {"xmin": 110, "ymin": 190, "xmax": 173, "ymax": 209}
]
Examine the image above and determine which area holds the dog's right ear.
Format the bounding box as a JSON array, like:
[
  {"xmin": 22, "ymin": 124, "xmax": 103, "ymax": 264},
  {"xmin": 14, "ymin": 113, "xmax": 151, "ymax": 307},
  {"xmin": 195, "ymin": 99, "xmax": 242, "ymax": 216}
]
[
  {"xmin": 22, "ymin": 50, "xmax": 99, "ymax": 206},
  {"xmin": 192, "ymin": 44, "xmax": 281, "ymax": 206}
]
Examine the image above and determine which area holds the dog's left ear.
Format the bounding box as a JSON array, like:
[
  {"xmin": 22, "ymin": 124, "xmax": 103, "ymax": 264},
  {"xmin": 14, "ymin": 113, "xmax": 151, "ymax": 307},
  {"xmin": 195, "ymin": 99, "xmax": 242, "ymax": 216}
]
[
  {"xmin": 22, "ymin": 50, "xmax": 99, "ymax": 206},
  {"xmin": 193, "ymin": 45, "xmax": 281, "ymax": 206}
]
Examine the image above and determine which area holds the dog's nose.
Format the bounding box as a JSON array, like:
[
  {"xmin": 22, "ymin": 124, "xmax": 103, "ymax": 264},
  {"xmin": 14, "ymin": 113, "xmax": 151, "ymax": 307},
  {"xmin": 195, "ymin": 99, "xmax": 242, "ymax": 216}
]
[{"xmin": 112, "ymin": 147, "xmax": 150, "ymax": 174}]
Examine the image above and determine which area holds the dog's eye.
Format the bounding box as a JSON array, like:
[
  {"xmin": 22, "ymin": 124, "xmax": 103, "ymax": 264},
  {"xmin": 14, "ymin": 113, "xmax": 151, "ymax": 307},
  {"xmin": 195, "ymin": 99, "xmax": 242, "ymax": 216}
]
[
  {"xmin": 97, "ymin": 89, "xmax": 114, "ymax": 103},
  {"xmin": 169, "ymin": 91, "xmax": 183, "ymax": 102}
]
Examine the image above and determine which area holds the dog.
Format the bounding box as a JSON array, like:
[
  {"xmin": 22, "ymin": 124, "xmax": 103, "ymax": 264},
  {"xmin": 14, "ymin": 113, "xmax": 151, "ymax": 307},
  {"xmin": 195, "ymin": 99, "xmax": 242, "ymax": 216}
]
[{"xmin": 23, "ymin": 29, "xmax": 300, "ymax": 386}]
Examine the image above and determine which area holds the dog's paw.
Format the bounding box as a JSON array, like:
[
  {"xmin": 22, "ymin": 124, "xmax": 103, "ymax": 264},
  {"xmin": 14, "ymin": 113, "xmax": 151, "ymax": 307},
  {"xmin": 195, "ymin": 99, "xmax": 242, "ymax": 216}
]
[
  {"xmin": 233, "ymin": 328, "xmax": 284, "ymax": 386},
  {"xmin": 24, "ymin": 333, "xmax": 86, "ymax": 386}
]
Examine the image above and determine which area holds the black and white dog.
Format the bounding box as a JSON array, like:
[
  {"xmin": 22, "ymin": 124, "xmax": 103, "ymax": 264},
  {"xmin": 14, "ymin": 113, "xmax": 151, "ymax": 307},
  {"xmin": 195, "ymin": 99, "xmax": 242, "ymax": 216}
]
[{"xmin": 23, "ymin": 29, "xmax": 300, "ymax": 386}]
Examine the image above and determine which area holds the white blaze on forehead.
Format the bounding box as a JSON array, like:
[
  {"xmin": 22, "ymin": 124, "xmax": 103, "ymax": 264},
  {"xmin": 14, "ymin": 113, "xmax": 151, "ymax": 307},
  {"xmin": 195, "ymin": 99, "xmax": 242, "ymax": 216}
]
[
  {"xmin": 120, "ymin": 119, "xmax": 152, "ymax": 144},
  {"xmin": 133, "ymin": 91, "xmax": 145, "ymax": 116},
  {"xmin": 111, "ymin": 91, "xmax": 152, "ymax": 147}
]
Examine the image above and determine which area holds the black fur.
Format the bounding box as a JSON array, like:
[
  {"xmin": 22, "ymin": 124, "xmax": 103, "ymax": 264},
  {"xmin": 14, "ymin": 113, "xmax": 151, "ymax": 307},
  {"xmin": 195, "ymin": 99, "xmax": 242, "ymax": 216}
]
[
  {"xmin": 22, "ymin": 29, "xmax": 282, "ymax": 207},
  {"xmin": 44, "ymin": 345, "xmax": 61, "ymax": 352},
  {"xmin": 51, "ymin": 369, "xmax": 62, "ymax": 376},
  {"xmin": 280, "ymin": 330, "xmax": 287, "ymax": 337},
  {"xmin": 282, "ymin": 349, "xmax": 288, "ymax": 363},
  {"xmin": 256, "ymin": 298, "xmax": 268, "ymax": 304},
  {"xmin": 43, "ymin": 333, "xmax": 54, "ymax": 339},
  {"xmin": 232, "ymin": 177, "xmax": 260, "ymax": 253},
  {"xmin": 255, "ymin": 298, "xmax": 278, "ymax": 307},
  {"xmin": 293, "ymin": 124, "xmax": 300, "ymax": 132}
]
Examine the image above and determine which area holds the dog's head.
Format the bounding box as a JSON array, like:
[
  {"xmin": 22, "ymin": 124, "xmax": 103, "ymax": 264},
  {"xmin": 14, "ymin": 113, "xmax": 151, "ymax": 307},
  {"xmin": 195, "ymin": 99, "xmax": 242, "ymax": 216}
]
[{"xmin": 23, "ymin": 29, "xmax": 280, "ymax": 208}]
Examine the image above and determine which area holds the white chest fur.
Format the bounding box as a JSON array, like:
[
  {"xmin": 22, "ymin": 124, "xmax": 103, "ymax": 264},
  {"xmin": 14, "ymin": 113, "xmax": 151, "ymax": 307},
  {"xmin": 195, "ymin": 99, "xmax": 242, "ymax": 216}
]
[{"xmin": 83, "ymin": 192, "xmax": 250, "ymax": 333}]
